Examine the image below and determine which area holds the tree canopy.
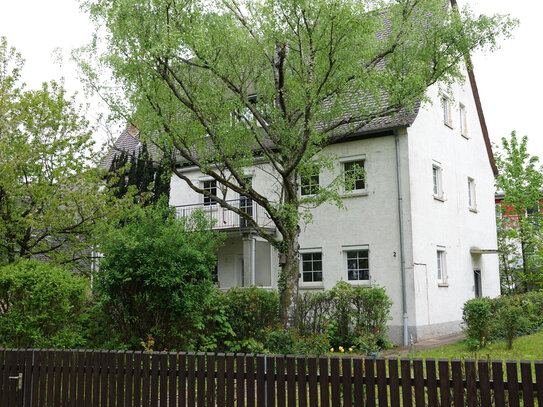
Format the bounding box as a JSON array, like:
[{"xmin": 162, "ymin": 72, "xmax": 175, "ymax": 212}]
[
  {"xmin": 81, "ymin": 0, "xmax": 515, "ymax": 324},
  {"xmin": 495, "ymin": 132, "xmax": 543, "ymax": 292},
  {"xmin": 0, "ymin": 37, "xmax": 127, "ymax": 270}
]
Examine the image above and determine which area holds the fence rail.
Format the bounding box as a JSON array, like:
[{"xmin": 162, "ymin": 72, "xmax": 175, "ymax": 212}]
[{"xmin": 1, "ymin": 349, "xmax": 542, "ymax": 406}]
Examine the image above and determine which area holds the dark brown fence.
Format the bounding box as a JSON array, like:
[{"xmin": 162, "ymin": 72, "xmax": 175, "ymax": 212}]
[{"xmin": 1, "ymin": 349, "xmax": 542, "ymax": 407}]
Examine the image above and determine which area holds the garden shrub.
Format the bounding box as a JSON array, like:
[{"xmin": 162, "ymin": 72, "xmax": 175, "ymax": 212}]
[
  {"xmin": 296, "ymin": 282, "xmax": 392, "ymax": 353},
  {"xmin": 462, "ymin": 297, "xmax": 492, "ymax": 345},
  {"xmin": 264, "ymin": 328, "xmax": 330, "ymax": 355},
  {"xmin": 93, "ymin": 198, "xmax": 224, "ymax": 350},
  {"xmin": 0, "ymin": 260, "xmax": 89, "ymax": 348},
  {"xmin": 496, "ymin": 298, "xmax": 527, "ymax": 349}
]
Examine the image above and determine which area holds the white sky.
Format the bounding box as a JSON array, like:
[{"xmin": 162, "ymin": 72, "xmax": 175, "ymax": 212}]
[{"xmin": 1, "ymin": 0, "xmax": 542, "ymax": 157}]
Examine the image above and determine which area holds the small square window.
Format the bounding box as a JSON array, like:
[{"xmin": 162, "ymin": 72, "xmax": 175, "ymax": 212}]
[
  {"xmin": 468, "ymin": 177, "xmax": 476, "ymax": 210},
  {"xmin": 432, "ymin": 164, "xmax": 443, "ymax": 199},
  {"xmin": 202, "ymin": 179, "xmax": 217, "ymax": 206},
  {"xmin": 343, "ymin": 160, "xmax": 366, "ymax": 192},
  {"xmin": 437, "ymin": 247, "xmax": 447, "ymax": 285},
  {"xmin": 301, "ymin": 174, "xmax": 320, "ymax": 196},
  {"xmin": 301, "ymin": 251, "xmax": 323, "ymax": 283},
  {"xmin": 345, "ymin": 248, "xmax": 369, "ymax": 281}
]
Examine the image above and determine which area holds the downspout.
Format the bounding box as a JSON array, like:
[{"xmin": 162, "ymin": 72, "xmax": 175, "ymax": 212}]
[
  {"xmin": 394, "ymin": 129, "xmax": 409, "ymax": 346},
  {"xmin": 252, "ymin": 235, "xmax": 257, "ymax": 285}
]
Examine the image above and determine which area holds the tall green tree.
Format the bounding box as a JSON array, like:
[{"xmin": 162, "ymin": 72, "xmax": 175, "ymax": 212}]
[
  {"xmin": 495, "ymin": 132, "xmax": 543, "ymax": 292},
  {"xmin": 80, "ymin": 0, "xmax": 515, "ymax": 324},
  {"xmin": 0, "ymin": 37, "xmax": 127, "ymax": 270}
]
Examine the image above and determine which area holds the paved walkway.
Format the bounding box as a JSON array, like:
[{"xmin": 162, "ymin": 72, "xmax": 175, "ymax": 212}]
[{"xmin": 381, "ymin": 332, "xmax": 465, "ymax": 357}]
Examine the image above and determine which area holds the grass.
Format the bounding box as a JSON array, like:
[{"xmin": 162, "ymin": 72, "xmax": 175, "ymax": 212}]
[{"xmin": 410, "ymin": 330, "xmax": 543, "ymax": 361}]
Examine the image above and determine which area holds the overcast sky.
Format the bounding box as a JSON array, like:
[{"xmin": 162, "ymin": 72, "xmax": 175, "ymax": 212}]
[{"xmin": 1, "ymin": 0, "xmax": 542, "ymax": 158}]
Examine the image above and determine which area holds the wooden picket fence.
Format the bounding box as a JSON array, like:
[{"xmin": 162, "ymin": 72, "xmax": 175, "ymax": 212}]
[{"xmin": 1, "ymin": 349, "xmax": 542, "ymax": 407}]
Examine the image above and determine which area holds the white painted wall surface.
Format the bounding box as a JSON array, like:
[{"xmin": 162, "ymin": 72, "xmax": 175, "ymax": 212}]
[{"xmin": 406, "ymin": 82, "xmax": 500, "ymax": 340}]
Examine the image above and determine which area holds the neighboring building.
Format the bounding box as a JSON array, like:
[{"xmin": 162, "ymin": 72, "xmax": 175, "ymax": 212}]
[{"xmin": 105, "ymin": 77, "xmax": 500, "ymax": 343}]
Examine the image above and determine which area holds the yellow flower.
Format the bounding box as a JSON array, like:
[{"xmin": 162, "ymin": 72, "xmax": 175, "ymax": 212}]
[
  {"xmin": 330, "ymin": 348, "xmax": 334, "ymax": 352},
  {"xmin": 339, "ymin": 346, "xmax": 344, "ymax": 353},
  {"xmin": 348, "ymin": 347, "xmax": 353, "ymax": 352}
]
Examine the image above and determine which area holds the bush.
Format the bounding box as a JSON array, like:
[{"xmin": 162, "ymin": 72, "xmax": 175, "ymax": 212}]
[
  {"xmin": 93, "ymin": 198, "xmax": 224, "ymax": 350},
  {"xmin": 0, "ymin": 260, "xmax": 89, "ymax": 348},
  {"xmin": 264, "ymin": 328, "xmax": 330, "ymax": 355},
  {"xmin": 297, "ymin": 282, "xmax": 392, "ymax": 353},
  {"xmin": 462, "ymin": 297, "xmax": 492, "ymax": 345}
]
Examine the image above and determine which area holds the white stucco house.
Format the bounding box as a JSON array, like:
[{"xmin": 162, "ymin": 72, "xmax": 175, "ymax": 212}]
[{"xmin": 105, "ymin": 69, "xmax": 499, "ymax": 344}]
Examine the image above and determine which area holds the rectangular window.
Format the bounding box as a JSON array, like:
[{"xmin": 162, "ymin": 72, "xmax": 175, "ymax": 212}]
[
  {"xmin": 432, "ymin": 164, "xmax": 443, "ymax": 199},
  {"xmin": 343, "ymin": 159, "xmax": 366, "ymax": 192},
  {"xmin": 474, "ymin": 269, "xmax": 482, "ymax": 297},
  {"xmin": 211, "ymin": 262, "xmax": 219, "ymax": 284},
  {"xmin": 301, "ymin": 251, "xmax": 323, "ymax": 283},
  {"xmin": 345, "ymin": 248, "xmax": 369, "ymax": 281},
  {"xmin": 443, "ymin": 96, "xmax": 452, "ymax": 127},
  {"xmin": 468, "ymin": 177, "xmax": 476, "ymax": 210},
  {"xmin": 301, "ymin": 174, "xmax": 320, "ymax": 196},
  {"xmin": 202, "ymin": 179, "xmax": 217, "ymax": 206},
  {"xmin": 437, "ymin": 247, "xmax": 447, "ymax": 285},
  {"xmin": 459, "ymin": 103, "xmax": 467, "ymax": 136}
]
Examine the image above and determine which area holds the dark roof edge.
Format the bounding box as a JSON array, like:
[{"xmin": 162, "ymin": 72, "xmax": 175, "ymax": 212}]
[{"xmin": 450, "ymin": 0, "xmax": 498, "ymax": 176}]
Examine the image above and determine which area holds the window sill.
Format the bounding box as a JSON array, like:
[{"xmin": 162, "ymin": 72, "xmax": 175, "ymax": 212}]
[
  {"xmin": 341, "ymin": 190, "xmax": 369, "ymax": 199},
  {"xmin": 438, "ymin": 283, "xmax": 449, "ymax": 287},
  {"xmin": 461, "ymin": 133, "xmax": 469, "ymax": 140},
  {"xmin": 469, "ymin": 207, "xmax": 479, "ymax": 213},
  {"xmin": 299, "ymin": 284, "xmax": 324, "ymax": 290},
  {"xmin": 444, "ymin": 121, "xmax": 453, "ymax": 129},
  {"xmin": 433, "ymin": 195, "xmax": 446, "ymax": 202},
  {"xmin": 347, "ymin": 281, "xmax": 372, "ymax": 287}
]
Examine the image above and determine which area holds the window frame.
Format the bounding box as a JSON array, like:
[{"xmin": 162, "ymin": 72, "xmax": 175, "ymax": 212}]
[
  {"xmin": 201, "ymin": 179, "xmax": 217, "ymax": 206},
  {"xmin": 299, "ymin": 248, "xmax": 323, "ymax": 285},
  {"xmin": 432, "ymin": 163, "xmax": 444, "ymax": 200},
  {"xmin": 442, "ymin": 95, "xmax": 452, "ymax": 128},
  {"xmin": 300, "ymin": 173, "xmax": 320, "ymax": 196},
  {"xmin": 459, "ymin": 103, "xmax": 468, "ymax": 137},
  {"xmin": 437, "ymin": 246, "xmax": 448, "ymax": 286},
  {"xmin": 343, "ymin": 245, "xmax": 370, "ymax": 284},
  {"xmin": 468, "ymin": 177, "xmax": 477, "ymax": 211},
  {"xmin": 340, "ymin": 155, "xmax": 367, "ymax": 195}
]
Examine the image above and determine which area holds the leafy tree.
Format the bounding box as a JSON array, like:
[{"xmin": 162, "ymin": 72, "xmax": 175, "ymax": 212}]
[
  {"xmin": 93, "ymin": 198, "xmax": 224, "ymax": 350},
  {"xmin": 0, "ymin": 37, "xmax": 127, "ymax": 270},
  {"xmin": 495, "ymin": 132, "xmax": 543, "ymax": 292},
  {"xmin": 0, "ymin": 260, "xmax": 89, "ymax": 348},
  {"xmin": 80, "ymin": 0, "xmax": 515, "ymax": 324}
]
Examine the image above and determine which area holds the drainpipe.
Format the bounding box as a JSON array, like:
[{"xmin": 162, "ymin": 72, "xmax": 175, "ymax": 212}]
[
  {"xmin": 394, "ymin": 129, "xmax": 409, "ymax": 346},
  {"xmin": 252, "ymin": 235, "xmax": 257, "ymax": 286}
]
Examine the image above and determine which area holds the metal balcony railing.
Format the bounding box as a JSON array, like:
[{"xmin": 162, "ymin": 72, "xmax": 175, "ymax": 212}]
[{"xmin": 174, "ymin": 198, "xmax": 273, "ymax": 230}]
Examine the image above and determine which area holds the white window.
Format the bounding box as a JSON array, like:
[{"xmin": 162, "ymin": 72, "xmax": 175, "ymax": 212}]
[
  {"xmin": 468, "ymin": 177, "xmax": 477, "ymax": 210},
  {"xmin": 300, "ymin": 250, "xmax": 323, "ymax": 283},
  {"xmin": 341, "ymin": 156, "xmax": 366, "ymax": 192},
  {"xmin": 432, "ymin": 164, "xmax": 443, "ymax": 199},
  {"xmin": 459, "ymin": 103, "xmax": 467, "ymax": 137},
  {"xmin": 437, "ymin": 247, "xmax": 447, "ymax": 285},
  {"xmin": 443, "ymin": 96, "xmax": 452, "ymax": 127},
  {"xmin": 300, "ymin": 173, "xmax": 320, "ymax": 196},
  {"xmin": 202, "ymin": 179, "xmax": 217, "ymax": 206},
  {"xmin": 344, "ymin": 246, "xmax": 370, "ymax": 282}
]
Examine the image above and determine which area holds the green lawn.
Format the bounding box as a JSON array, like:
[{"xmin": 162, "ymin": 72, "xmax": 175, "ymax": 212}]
[{"xmin": 410, "ymin": 330, "xmax": 543, "ymax": 361}]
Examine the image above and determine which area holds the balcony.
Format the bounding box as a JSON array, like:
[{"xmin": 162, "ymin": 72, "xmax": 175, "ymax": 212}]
[{"xmin": 174, "ymin": 198, "xmax": 274, "ymax": 231}]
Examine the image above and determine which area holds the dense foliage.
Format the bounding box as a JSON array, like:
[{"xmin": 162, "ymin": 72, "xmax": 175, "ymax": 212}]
[
  {"xmin": 0, "ymin": 260, "xmax": 89, "ymax": 348},
  {"xmin": 462, "ymin": 291, "xmax": 543, "ymax": 349},
  {"xmin": 296, "ymin": 282, "xmax": 392, "ymax": 354},
  {"xmin": 495, "ymin": 132, "xmax": 543, "ymax": 292},
  {"xmin": 107, "ymin": 141, "xmax": 172, "ymax": 205},
  {"xmin": 80, "ymin": 0, "xmax": 515, "ymax": 325},
  {"xmin": 92, "ymin": 199, "xmax": 224, "ymax": 350},
  {"xmin": 0, "ymin": 37, "xmax": 126, "ymax": 270}
]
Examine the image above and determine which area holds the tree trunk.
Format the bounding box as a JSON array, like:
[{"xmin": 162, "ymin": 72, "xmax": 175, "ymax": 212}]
[{"xmin": 279, "ymin": 230, "xmax": 300, "ymax": 328}]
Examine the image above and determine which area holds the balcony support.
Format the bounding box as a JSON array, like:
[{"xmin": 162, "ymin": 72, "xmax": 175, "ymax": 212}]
[{"xmin": 242, "ymin": 234, "xmax": 256, "ymax": 287}]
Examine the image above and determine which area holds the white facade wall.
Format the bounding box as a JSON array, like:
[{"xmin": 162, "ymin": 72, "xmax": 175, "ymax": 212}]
[{"xmin": 405, "ymin": 82, "xmax": 500, "ymax": 340}]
